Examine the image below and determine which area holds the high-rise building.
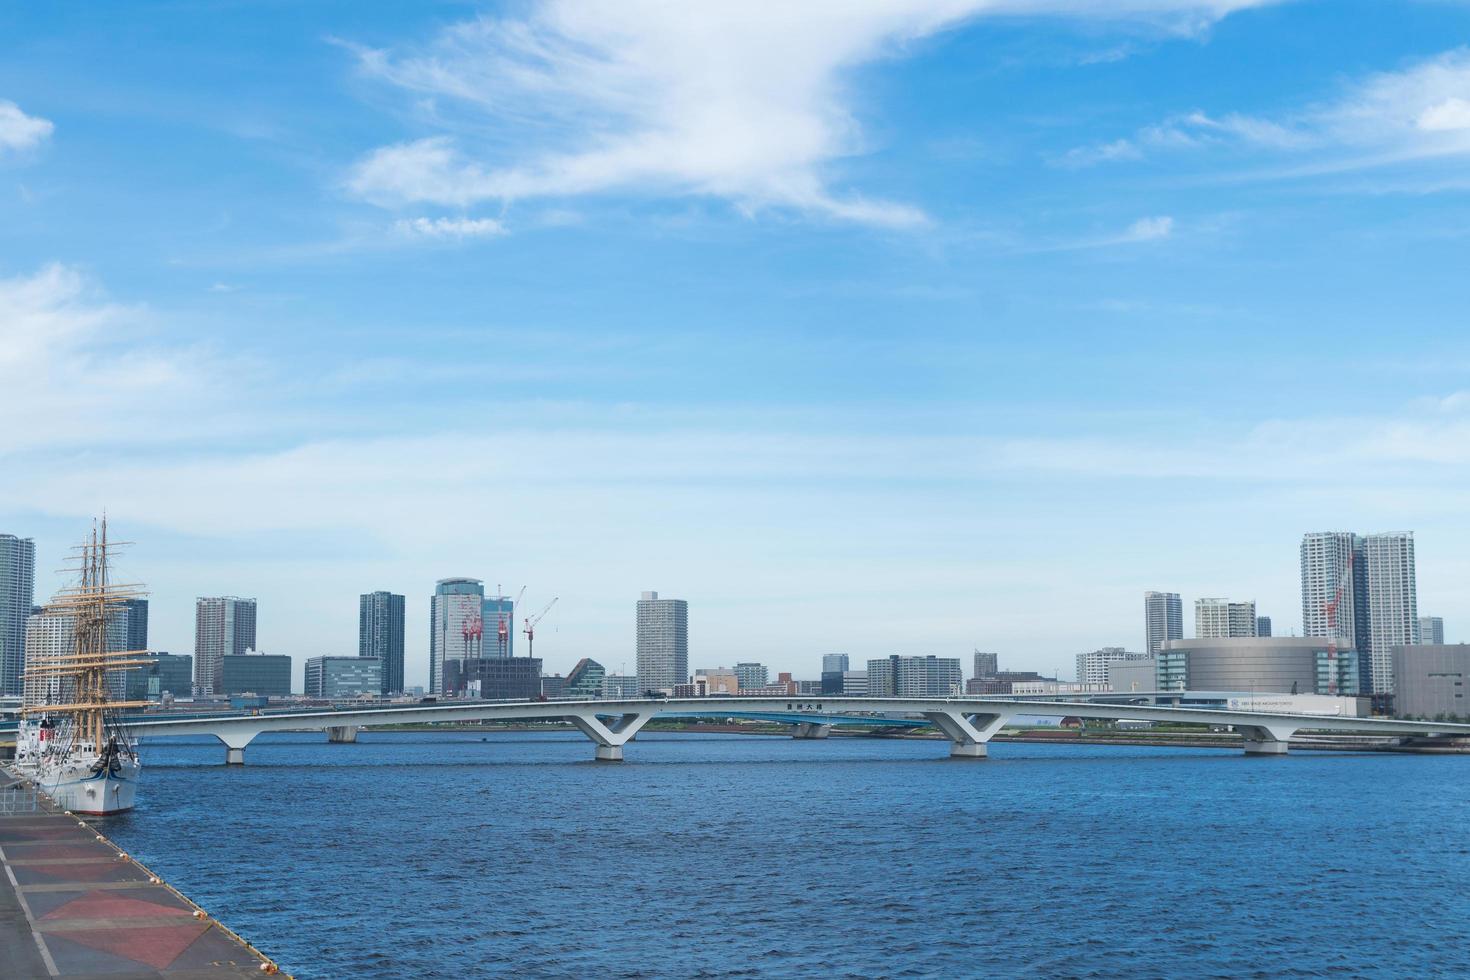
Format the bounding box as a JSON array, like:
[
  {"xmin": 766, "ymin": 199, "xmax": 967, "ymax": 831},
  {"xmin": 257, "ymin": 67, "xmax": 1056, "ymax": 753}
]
[
  {"xmin": 1195, "ymin": 598, "xmax": 1258, "ymax": 638},
  {"xmin": 359, "ymin": 591, "xmax": 405, "ymax": 695},
  {"xmin": 1301, "ymin": 532, "xmax": 1367, "ymax": 649},
  {"xmin": 484, "ymin": 593, "xmax": 515, "ymax": 658},
  {"xmin": 0, "ymin": 533, "xmax": 36, "ymax": 697},
  {"xmin": 733, "ymin": 662, "xmax": 768, "ymax": 691},
  {"xmin": 1144, "ymin": 591, "xmax": 1183, "ymax": 657},
  {"xmin": 866, "ymin": 656, "xmax": 961, "ymax": 697},
  {"xmin": 1076, "ymin": 647, "xmax": 1149, "ymax": 686},
  {"xmin": 22, "ymin": 610, "xmax": 73, "ymax": 707},
  {"xmin": 1361, "ymin": 533, "xmax": 1418, "ymax": 695},
  {"xmin": 973, "ymin": 650, "xmax": 999, "ymax": 679},
  {"xmin": 1256, "ymin": 616, "xmax": 1273, "ymax": 637},
  {"xmin": 635, "ymin": 591, "xmax": 688, "ymax": 694},
  {"xmin": 305, "ymin": 656, "xmax": 383, "ymax": 699},
  {"xmin": 429, "ymin": 578, "xmax": 485, "ymax": 695},
  {"xmin": 119, "ymin": 598, "xmax": 148, "ymax": 652},
  {"xmin": 821, "ymin": 653, "xmax": 849, "ymax": 674},
  {"xmin": 1418, "ymin": 616, "xmax": 1445, "ymax": 646},
  {"xmin": 194, "ymin": 597, "xmax": 258, "ymax": 697}
]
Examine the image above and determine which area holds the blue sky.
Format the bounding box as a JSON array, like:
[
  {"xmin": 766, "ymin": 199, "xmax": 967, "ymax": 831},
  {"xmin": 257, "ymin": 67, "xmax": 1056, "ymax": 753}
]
[{"xmin": 3, "ymin": 0, "xmax": 1470, "ymax": 687}]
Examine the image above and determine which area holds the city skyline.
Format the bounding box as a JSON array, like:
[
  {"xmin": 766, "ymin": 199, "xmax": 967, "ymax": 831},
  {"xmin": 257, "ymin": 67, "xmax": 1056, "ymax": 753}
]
[{"xmin": 5, "ymin": 2, "xmax": 1470, "ymax": 685}]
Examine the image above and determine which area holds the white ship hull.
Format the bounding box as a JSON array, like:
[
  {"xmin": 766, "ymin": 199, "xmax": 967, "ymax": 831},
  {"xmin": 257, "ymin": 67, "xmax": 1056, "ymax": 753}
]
[{"xmin": 33, "ymin": 756, "xmax": 141, "ymax": 816}]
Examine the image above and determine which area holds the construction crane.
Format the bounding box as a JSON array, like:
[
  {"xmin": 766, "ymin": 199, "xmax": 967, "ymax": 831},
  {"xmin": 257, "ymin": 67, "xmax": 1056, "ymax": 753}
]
[
  {"xmin": 1322, "ymin": 546, "xmax": 1355, "ymax": 696},
  {"xmin": 523, "ymin": 597, "xmax": 558, "ymax": 660},
  {"xmin": 495, "ymin": 585, "xmax": 527, "ymax": 658}
]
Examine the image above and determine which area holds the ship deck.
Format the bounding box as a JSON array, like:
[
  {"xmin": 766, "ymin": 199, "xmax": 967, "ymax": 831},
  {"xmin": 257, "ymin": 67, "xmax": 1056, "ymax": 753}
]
[{"xmin": 0, "ymin": 768, "xmax": 286, "ymax": 978}]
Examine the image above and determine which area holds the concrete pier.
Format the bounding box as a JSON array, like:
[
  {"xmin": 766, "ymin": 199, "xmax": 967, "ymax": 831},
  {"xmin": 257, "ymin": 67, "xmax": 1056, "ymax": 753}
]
[{"xmin": 0, "ymin": 768, "xmax": 286, "ymax": 977}]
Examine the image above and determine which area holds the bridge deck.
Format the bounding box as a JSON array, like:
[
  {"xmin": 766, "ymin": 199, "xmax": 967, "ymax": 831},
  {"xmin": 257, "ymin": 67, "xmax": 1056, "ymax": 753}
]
[{"xmin": 0, "ymin": 768, "xmax": 286, "ymax": 977}]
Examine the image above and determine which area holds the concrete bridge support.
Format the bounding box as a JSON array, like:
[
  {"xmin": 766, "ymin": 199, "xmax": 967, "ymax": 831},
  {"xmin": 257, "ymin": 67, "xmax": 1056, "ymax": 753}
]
[
  {"xmin": 568, "ymin": 711, "xmax": 655, "ymax": 762},
  {"xmin": 215, "ymin": 730, "xmax": 262, "ymax": 766},
  {"xmin": 924, "ymin": 710, "xmax": 1009, "ymax": 759},
  {"xmin": 1237, "ymin": 724, "xmax": 1297, "ymax": 755},
  {"xmin": 791, "ymin": 722, "xmax": 832, "ymax": 739},
  {"xmin": 326, "ymin": 725, "xmax": 360, "ymax": 744}
]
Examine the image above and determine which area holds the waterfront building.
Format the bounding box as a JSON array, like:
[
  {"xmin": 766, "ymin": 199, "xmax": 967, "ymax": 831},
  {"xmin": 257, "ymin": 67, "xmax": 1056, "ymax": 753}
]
[
  {"xmin": 305, "ymin": 656, "xmax": 382, "ymax": 699},
  {"xmin": 541, "ymin": 674, "xmax": 566, "ymax": 698},
  {"xmin": 1256, "ymin": 616, "xmax": 1272, "ymax": 638},
  {"xmin": 194, "ymin": 596, "xmax": 258, "ymax": 697},
  {"xmin": 635, "ymin": 591, "xmax": 688, "ymax": 694},
  {"xmin": 733, "ymin": 662, "xmax": 768, "ymax": 691},
  {"xmin": 220, "ymin": 652, "xmax": 291, "ymax": 697},
  {"xmin": 564, "ymin": 658, "xmax": 606, "ymax": 699},
  {"xmin": 445, "ymin": 656, "xmax": 541, "ymax": 700},
  {"xmin": 484, "ymin": 593, "xmax": 515, "ymax": 658},
  {"xmin": 840, "ymin": 670, "xmax": 868, "ymax": 695},
  {"xmin": 821, "ymin": 653, "xmax": 849, "ymax": 674},
  {"xmin": 1107, "ymin": 658, "xmax": 1157, "ymax": 694},
  {"xmin": 124, "ymin": 652, "xmax": 192, "ymax": 701},
  {"xmin": 866, "ymin": 656, "xmax": 962, "ymax": 697},
  {"xmin": 1157, "ymin": 637, "xmax": 1357, "ymax": 696},
  {"xmin": 1195, "ymin": 599, "xmax": 1257, "ymax": 638},
  {"xmin": 1144, "ymin": 591, "xmax": 1183, "ymax": 657},
  {"xmin": 430, "ymin": 578, "xmax": 486, "ymax": 696},
  {"xmin": 1076, "ymin": 647, "xmax": 1148, "ymax": 686},
  {"xmin": 0, "ymin": 533, "xmax": 36, "ymax": 698},
  {"xmin": 359, "ymin": 591, "xmax": 405, "ymax": 695},
  {"xmin": 973, "ymin": 650, "xmax": 999, "ymax": 679},
  {"xmin": 1392, "ymin": 644, "xmax": 1470, "ymax": 720},
  {"xmin": 21, "ymin": 611, "xmax": 72, "ymax": 707},
  {"xmin": 601, "ymin": 673, "xmax": 640, "ymax": 699},
  {"xmin": 965, "ymin": 670, "xmax": 1050, "ymax": 695},
  {"xmin": 1302, "ymin": 531, "xmax": 1419, "ymax": 694},
  {"xmin": 694, "ymin": 667, "xmax": 739, "ymax": 695},
  {"xmin": 1301, "ymin": 532, "xmax": 1365, "ymax": 646},
  {"xmin": 1418, "ymin": 616, "xmax": 1445, "ymax": 646},
  {"xmin": 119, "ymin": 598, "xmax": 148, "ymax": 652}
]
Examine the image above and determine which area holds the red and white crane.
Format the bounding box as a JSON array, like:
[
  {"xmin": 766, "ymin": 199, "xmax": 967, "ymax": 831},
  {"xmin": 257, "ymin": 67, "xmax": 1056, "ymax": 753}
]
[
  {"xmin": 523, "ymin": 597, "xmax": 559, "ymax": 660},
  {"xmin": 496, "ymin": 585, "xmax": 527, "ymax": 658}
]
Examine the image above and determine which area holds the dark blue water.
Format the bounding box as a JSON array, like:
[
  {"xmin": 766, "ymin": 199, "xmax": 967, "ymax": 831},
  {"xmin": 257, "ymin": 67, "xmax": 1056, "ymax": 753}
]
[{"xmin": 100, "ymin": 732, "xmax": 1470, "ymax": 978}]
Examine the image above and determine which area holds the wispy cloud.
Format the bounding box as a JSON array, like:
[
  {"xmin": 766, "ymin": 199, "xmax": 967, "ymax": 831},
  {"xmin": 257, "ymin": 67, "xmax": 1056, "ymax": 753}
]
[
  {"xmin": 343, "ymin": 0, "xmax": 1276, "ymax": 226},
  {"xmin": 0, "ymin": 99, "xmax": 53, "ymax": 154},
  {"xmin": 393, "ymin": 215, "xmax": 507, "ymax": 240},
  {"xmin": 1066, "ymin": 47, "xmax": 1470, "ymax": 176}
]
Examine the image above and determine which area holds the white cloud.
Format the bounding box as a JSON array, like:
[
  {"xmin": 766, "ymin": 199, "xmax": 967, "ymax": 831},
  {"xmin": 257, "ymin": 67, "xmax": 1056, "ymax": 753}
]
[
  {"xmin": 393, "ymin": 215, "xmax": 507, "ymax": 239},
  {"xmin": 345, "ymin": 0, "xmax": 1275, "ymax": 225},
  {"xmin": 0, "ymin": 99, "xmax": 52, "ymax": 154},
  {"xmin": 1122, "ymin": 214, "xmax": 1173, "ymax": 241},
  {"xmin": 1069, "ymin": 47, "xmax": 1470, "ymax": 173}
]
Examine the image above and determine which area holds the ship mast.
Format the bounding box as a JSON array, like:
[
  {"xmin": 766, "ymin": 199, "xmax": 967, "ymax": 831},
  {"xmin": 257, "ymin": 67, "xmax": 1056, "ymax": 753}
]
[{"xmin": 21, "ymin": 517, "xmax": 155, "ymax": 744}]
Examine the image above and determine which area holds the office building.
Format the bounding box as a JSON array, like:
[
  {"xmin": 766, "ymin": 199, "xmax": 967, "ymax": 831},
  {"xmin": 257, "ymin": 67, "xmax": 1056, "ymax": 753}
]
[
  {"xmin": 635, "ymin": 591, "xmax": 688, "ymax": 694},
  {"xmin": 194, "ymin": 597, "xmax": 258, "ymax": 696},
  {"xmin": 1107, "ymin": 658, "xmax": 1157, "ymax": 694},
  {"xmin": 1157, "ymin": 637, "xmax": 1357, "ymax": 696},
  {"xmin": 445, "ymin": 656, "xmax": 542, "ymax": 700},
  {"xmin": 1195, "ymin": 599, "xmax": 1258, "ymax": 638},
  {"xmin": 694, "ymin": 667, "xmax": 740, "ymax": 695},
  {"xmin": 1076, "ymin": 647, "xmax": 1148, "ymax": 686},
  {"xmin": 866, "ymin": 656, "xmax": 962, "ymax": 697},
  {"xmin": 840, "ymin": 670, "xmax": 868, "ymax": 696},
  {"xmin": 565, "ymin": 658, "xmax": 606, "ymax": 699},
  {"xmin": 733, "ymin": 662, "xmax": 768, "ymax": 691},
  {"xmin": 220, "ymin": 652, "xmax": 291, "ymax": 697},
  {"xmin": 125, "ymin": 652, "xmax": 192, "ymax": 701},
  {"xmin": 966, "ymin": 670, "xmax": 1051, "ymax": 695},
  {"xmin": 821, "ymin": 653, "xmax": 849, "ymax": 674},
  {"xmin": 0, "ymin": 534, "xmax": 36, "ymax": 697},
  {"xmin": 305, "ymin": 656, "xmax": 383, "ymax": 699},
  {"xmin": 973, "ymin": 650, "xmax": 999, "ymax": 679},
  {"xmin": 359, "ymin": 591, "xmax": 405, "ymax": 695},
  {"xmin": 602, "ymin": 674, "xmax": 640, "ymax": 699},
  {"xmin": 1302, "ymin": 531, "xmax": 1419, "ymax": 695},
  {"xmin": 1418, "ymin": 616, "xmax": 1445, "ymax": 646},
  {"xmin": 1392, "ymin": 644, "xmax": 1470, "ymax": 719},
  {"xmin": 1144, "ymin": 591, "xmax": 1183, "ymax": 657},
  {"xmin": 119, "ymin": 598, "xmax": 148, "ymax": 652},
  {"xmin": 1256, "ymin": 616, "xmax": 1272, "ymax": 638},
  {"xmin": 484, "ymin": 593, "xmax": 515, "ymax": 658},
  {"xmin": 429, "ymin": 578, "xmax": 485, "ymax": 695}
]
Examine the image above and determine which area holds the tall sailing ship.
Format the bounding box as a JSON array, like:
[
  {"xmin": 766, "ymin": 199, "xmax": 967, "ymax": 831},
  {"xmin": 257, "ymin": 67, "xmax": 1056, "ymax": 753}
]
[{"xmin": 15, "ymin": 518, "xmax": 153, "ymax": 815}]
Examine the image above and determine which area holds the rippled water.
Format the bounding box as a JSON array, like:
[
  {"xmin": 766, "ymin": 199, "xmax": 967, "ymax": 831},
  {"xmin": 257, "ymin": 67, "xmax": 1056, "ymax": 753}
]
[{"xmin": 100, "ymin": 731, "xmax": 1470, "ymax": 978}]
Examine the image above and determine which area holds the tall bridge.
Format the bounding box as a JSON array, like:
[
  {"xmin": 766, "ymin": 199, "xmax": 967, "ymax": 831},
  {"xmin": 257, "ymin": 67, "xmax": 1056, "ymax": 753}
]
[{"xmin": 104, "ymin": 696, "xmax": 1470, "ymax": 764}]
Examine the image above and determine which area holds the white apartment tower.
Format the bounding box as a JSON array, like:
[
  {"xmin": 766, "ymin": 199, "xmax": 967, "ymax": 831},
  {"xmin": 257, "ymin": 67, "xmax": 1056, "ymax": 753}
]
[
  {"xmin": 194, "ymin": 596, "xmax": 258, "ymax": 696},
  {"xmin": 1143, "ymin": 591, "xmax": 1183, "ymax": 657},
  {"xmin": 1361, "ymin": 533, "xmax": 1417, "ymax": 694},
  {"xmin": 0, "ymin": 533, "xmax": 36, "ymax": 697},
  {"xmin": 635, "ymin": 591, "xmax": 688, "ymax": 694},
  {"xmin": 1195, "ymin": 598, "xmax": 1258, "ymax": 638},
  {"xmin": 1301, "ymin": 531, "xmax": 1418, "ymax": 695}
]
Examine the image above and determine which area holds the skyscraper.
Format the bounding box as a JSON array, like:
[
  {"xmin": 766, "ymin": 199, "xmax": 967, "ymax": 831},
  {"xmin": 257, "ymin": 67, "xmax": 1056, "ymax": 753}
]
[
  {"xmin": 119, "ymin": 598, "xmax": 148, "ymax": 652},
  {"xmin": 483, "ymin": 593, "xmax": 515, "ymax": 658},
  {"xmin": 1195, "ymin": 598, "xmax": 1258, "ymax": 638},
  {"xmin": 360, "ymin": 591, "xmax": 406, "ymax": 695},
  {"xmin": 821, "ymin": 653, "xmax": 849, "ymax": 674},
  {"xmin": 1301, "ymin": 531, "xmax": 1418, "ymax": 695},
  {"xmin": 1143, "ymin": 591, "xmax": 1182, "ymax": 657},
  {"xmin": 430, "ymin": 578, "xmax": 485, "ymax": 696},
  {"xmin": 194, "ymin": 596, "xmax": 257, "ymax": 696},
  {"xmin": 973, "ymin": 650, "xmax": 999, "ymax": 679},
  {"xmin": 1256, "ymin": 616, "xmax": 1272, "ymax": 637},
  {"xmin": 0, "ymin": 533, "xmax": 36, "ymax": 697},
  {"xmin": 1361, "ymin": 533, "xmax": 1417, "ymax": 695},
  {"xmin": 1419, "ymin": 616, "xmax": 1445, "ymax": 646},
  {"xmin": 635, "ymin": 591, "xmax": 688, "ymax": 694}
]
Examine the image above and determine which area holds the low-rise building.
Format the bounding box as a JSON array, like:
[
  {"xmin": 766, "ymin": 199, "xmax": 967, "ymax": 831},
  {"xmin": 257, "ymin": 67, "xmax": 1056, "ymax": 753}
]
[
  {"xmin": 693, "ymin": 667, "xmax": 739, "ymax": 695},
  {"xmin": 125, "ymin": 652, "xmax": 193, "ymax": 701},
  {"xmin": 1076, "ymin": 647, "xmax": 1149, "ymax": 686},
  {"xmin": 444, "ymin": 658, "xmax": 542, "ymax": 700},
  {"xmin": 733, "ymin": 662, "xmax": 768, "ymax": 691},
  {"xmin": 220, "ymin": 653, "xmax": 292, "ymax": 697},
  {"xmin": 564, "ymin": 659, "xmax": 606, "ymax": 699},
  {"xmin": 1107, "ymin": 658, "xmax": 1157, "ymax": 695},
  {"xmin": 304, "ymin": 656, "xmax": 382, "ymax": 699},
  {"xmin": 965, "ymin": 670, "xmax": 1051, "ymax": 695},
  {"xmin": 867, "ymin": 656, "xmax": 962, "ymax": 697},
  {"xmin": 1157, "ymin": 637, "xmax": 1358, "ymax": 696},
  {"xmin": 1392, "ymin": 643, "xmax": 1470, "ymax": 719},
  {"xmin": 601, "ymin": 674, "xmax": 640, "ymax": 699}
]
